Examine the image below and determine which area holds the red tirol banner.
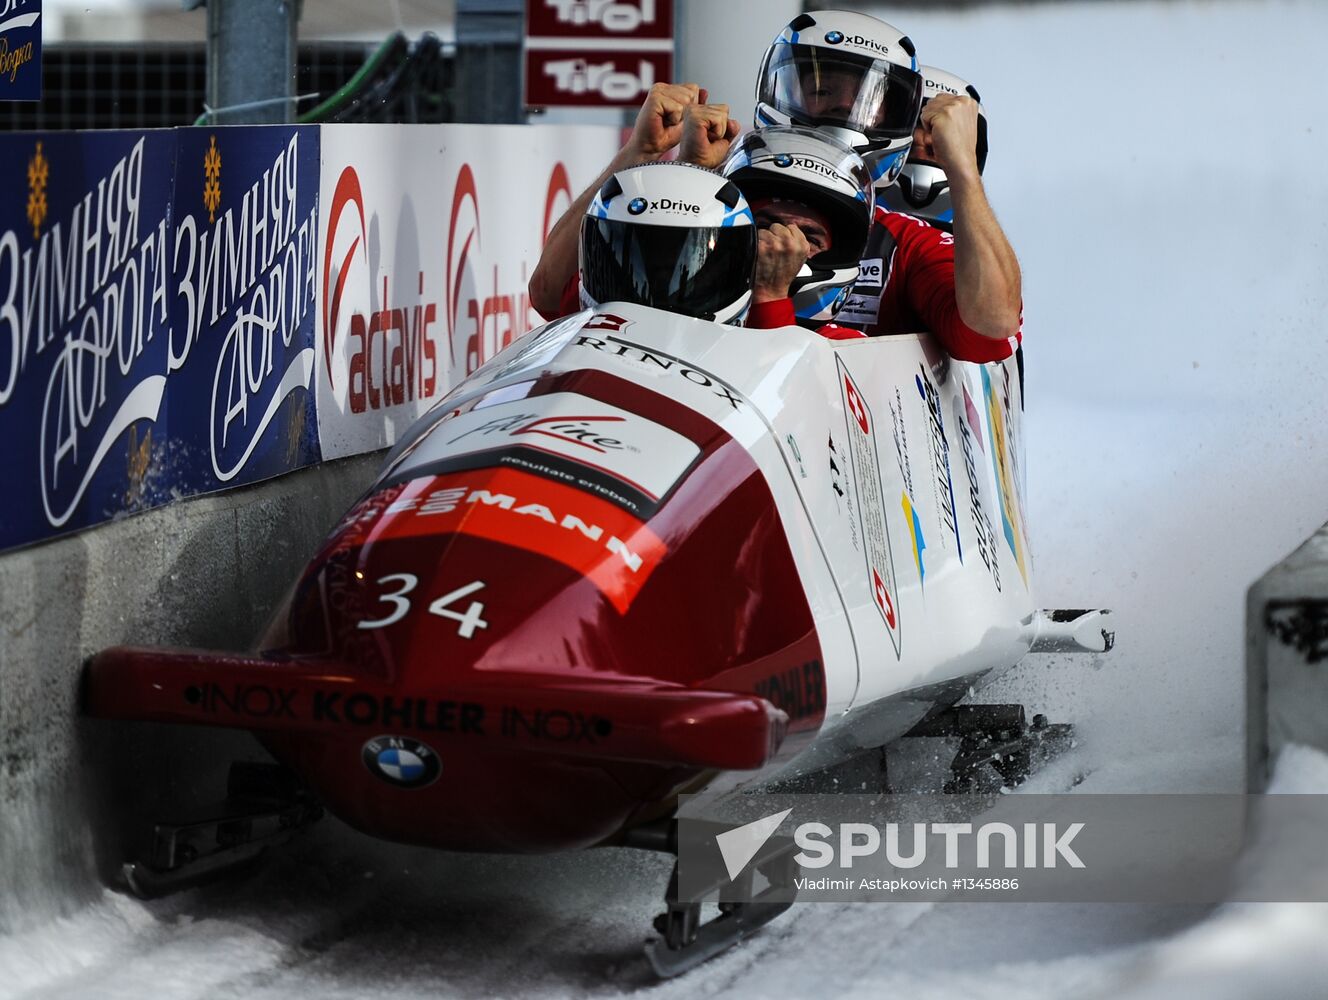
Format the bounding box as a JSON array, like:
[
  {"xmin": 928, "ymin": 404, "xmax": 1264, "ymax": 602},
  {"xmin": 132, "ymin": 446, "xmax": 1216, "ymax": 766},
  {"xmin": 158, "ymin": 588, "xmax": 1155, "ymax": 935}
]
[{"xmin": 524, "ymin": 0, "xmax": 674, "ymax": 109}]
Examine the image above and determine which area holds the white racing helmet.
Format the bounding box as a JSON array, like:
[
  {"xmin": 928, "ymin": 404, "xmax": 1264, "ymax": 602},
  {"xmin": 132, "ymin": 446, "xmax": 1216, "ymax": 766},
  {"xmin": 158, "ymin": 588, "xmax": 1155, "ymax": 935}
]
[
  {"xmin": 722, "ymin": 125, "xmax": 874, "ymax": 326},
  {"xmin": 754, "ymin": 10, "xmax": 923, "ymax": 190},
  {"xmin": 580, "ymin": 162, "xmax": 757, "ymax": 325},
  {"xmin": 879, "ymin": 66, "xmax": 989, "ymax": 231}
]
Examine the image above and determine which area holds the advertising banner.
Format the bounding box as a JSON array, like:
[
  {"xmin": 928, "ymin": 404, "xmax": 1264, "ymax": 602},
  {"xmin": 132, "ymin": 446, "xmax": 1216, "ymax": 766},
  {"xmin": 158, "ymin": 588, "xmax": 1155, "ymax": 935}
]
[
  {"xmin": 166, "ymin": 126, "xmax": 322, "ymax": 497},
  {"xmin": 524, "ymin": 0, "xmax": 674, "ymax": 109},
  {"xmin": 0, "ymin": 121, "xmax": 616, "ymax": 554},
  {"xmin": 315, "ymin": 123, "xmax": 619, "ymax": 459},
  {"xmin": 525, "ymin": 0, "xmax": 672, "ymax": 40},
  {"xmin": 0, "ymin": 0, "xmax": 42, "ymax": 103},
  {"xmin": 0, "ymin": 130, "xmax": 176, "ymax": 552}
]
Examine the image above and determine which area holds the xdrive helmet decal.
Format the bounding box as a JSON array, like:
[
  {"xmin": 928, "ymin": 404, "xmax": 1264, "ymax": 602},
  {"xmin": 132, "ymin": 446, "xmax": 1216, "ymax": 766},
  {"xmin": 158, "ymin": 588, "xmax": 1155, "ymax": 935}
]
[
  {"xmin": 581, "ymin": 162, "xmax": 757, "ymax": 324},
  {"xmin": 755, "ymin": 10, "xmax": 923, "ymax": 191}
]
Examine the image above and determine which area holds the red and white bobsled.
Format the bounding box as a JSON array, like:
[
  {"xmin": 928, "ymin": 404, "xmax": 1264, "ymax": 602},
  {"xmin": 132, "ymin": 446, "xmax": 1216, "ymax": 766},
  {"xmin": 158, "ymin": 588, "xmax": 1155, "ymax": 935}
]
[{"xmin": 85, "ymin": 304, "xmax": 1109, "ymax": 968}]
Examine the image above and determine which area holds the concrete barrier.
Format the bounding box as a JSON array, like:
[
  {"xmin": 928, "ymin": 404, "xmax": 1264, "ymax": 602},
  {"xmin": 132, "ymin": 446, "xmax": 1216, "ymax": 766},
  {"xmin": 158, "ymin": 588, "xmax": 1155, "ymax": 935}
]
[
  {"xmin": 1246, "ymin": 524, "xmax": 1328, "ymax": 792},
  {"xmin": 0, "ymin": 451, "xmax": 382, "ymax": 933}
]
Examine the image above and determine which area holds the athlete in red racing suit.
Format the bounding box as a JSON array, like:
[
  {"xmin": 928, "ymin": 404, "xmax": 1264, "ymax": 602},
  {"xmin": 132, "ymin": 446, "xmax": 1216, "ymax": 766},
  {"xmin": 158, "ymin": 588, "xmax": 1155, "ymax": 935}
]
[{"xmin": 747, "ymin": 205, "xmax": 1022, "ymax": 362}]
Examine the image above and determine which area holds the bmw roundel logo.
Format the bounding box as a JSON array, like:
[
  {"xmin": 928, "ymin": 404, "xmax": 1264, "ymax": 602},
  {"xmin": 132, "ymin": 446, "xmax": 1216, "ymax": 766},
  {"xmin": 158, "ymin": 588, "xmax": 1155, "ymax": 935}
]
[
  {"xmin": 825, "ymin": 30, "xmax": 845, "ymax": 44},
  {"xmin": 774, "ymin": 153, "xmax": 794, "ymax": 168},
  {"xmin": 628, "ymin": 197, "xmax": 648, "ymax": 215},
  {"xmin": 362, "ymin": 735, "xmax": 441, "ymax": 789}
]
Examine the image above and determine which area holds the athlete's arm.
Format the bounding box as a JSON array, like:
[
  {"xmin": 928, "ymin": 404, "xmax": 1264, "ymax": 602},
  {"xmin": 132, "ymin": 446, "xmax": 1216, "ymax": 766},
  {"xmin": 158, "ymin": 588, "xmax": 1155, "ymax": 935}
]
[
  {"xmin": 921, "ymin": 95, "xmax": 1022, "ymax": 339},
  {"xmin": 528, "ymin": 83, "xmax": 708, "ymax": 320},
  {"xmin": 886, "ymin": 213, "xmax": 1018, "ymax": 363}
]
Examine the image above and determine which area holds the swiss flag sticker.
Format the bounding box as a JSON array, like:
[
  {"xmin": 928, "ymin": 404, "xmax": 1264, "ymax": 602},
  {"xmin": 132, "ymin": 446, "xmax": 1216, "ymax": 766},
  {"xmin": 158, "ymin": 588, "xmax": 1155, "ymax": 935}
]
[
  {"xmin": 845, "ymin": 376, "xmax": 870, "ymax": 434},
  {"xmin": 872, "ymin": 569, "xmax": 896, "ymax": 628}
]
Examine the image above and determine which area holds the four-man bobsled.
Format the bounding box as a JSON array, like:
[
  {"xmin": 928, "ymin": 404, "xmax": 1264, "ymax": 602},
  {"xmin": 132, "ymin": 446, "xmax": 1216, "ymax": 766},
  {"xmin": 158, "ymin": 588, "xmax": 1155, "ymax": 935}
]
[{"xmin": 84, "ymin": 303, "xmax": 1109, "ymax": 968}]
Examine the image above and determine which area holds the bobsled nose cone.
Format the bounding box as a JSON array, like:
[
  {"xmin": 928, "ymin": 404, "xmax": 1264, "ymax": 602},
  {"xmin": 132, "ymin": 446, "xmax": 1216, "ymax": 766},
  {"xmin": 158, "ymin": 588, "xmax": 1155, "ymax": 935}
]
[{"xmin": 258, "ymin": 673, "xmax": 790, "ymax": 853}]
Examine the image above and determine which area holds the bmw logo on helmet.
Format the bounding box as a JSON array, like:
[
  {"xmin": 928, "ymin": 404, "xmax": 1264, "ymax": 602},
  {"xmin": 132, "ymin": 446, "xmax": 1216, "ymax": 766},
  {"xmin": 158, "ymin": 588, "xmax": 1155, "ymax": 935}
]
[
  {"xmin": 824, "ymin": 30, "xmax": 845, "ymax": 44},
  {"xmin": 628, "ymin": 197, "xmax": 648, "ymax": 215},
  {"xmin": 774, "ymin": 153, "xmax": 794, "ymax": 168},
  {"xmin": 362, "ymin": 735, "xmax": 441, "ymax": 789}
]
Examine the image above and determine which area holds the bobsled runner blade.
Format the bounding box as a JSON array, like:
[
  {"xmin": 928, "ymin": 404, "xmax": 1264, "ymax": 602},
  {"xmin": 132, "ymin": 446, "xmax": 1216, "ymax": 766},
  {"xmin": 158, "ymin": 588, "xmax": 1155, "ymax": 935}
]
[
  {"xmin": 645, "ymin": 898, "xmax": 794, "ymax": 978},
  {"xmin": 904, "ymin": 704, "xmax": 1077, "ymax": 792},
  {"xmin": 122, "ymin": 762, "xmax": 322, "ymax": 898},
  {"xmin": 641, "ymin": 825, "xmax": 799, "ymax": 978}
]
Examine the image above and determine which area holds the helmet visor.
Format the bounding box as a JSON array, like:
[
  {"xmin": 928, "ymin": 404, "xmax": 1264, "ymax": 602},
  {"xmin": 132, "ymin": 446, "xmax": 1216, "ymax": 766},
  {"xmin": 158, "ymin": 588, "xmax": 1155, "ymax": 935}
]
[
  {"xmin": 760, "ymin": 44, "xmax": 922, "ymax": 144},
  {"xmin": 580, "ymin": 218, "xmax": 756, "ymax": 321}
]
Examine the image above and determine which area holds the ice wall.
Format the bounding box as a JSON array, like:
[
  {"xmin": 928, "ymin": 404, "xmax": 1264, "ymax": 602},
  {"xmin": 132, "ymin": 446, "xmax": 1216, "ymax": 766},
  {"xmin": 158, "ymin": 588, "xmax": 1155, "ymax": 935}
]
[{"xmin": 0, "ymin": 454, "xmax": 382, "ymax": 934}]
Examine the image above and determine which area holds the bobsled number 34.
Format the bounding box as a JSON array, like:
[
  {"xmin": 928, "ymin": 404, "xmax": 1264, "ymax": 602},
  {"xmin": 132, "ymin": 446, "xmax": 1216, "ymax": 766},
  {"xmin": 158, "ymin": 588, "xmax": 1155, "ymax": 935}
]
[{"xmin": 85, "ymin": 304, "xmax": 1111, "ymax": 974}]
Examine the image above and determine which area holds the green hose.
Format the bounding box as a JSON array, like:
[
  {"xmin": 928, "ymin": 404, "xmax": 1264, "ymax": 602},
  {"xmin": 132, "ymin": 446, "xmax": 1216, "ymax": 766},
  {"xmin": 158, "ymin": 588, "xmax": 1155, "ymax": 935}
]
[
  {"xmin": 189, "ymin": 32, "xmax": 407, "ymax": 127},
  {"xmin": 297, "ymin": 32, "xmax": 407, "ymax": 124}
]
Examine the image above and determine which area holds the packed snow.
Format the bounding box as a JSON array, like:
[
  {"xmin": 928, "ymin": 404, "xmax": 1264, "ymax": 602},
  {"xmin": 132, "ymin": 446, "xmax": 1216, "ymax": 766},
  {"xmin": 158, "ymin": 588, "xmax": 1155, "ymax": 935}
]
[{"xmin": 5, "ymin": 1, "xmax": 1328, "ymax": 997}]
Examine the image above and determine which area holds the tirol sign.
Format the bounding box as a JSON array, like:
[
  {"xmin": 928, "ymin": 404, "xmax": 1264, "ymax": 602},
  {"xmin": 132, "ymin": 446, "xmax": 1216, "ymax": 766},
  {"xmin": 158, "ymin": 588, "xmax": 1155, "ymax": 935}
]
[
  {"xmin": 524, "ymin": 0, "xmax": 674, "ymax": 109},
  {"xmin": 525, "ymin": 0, "xmax": 672, "ymax": 39}
]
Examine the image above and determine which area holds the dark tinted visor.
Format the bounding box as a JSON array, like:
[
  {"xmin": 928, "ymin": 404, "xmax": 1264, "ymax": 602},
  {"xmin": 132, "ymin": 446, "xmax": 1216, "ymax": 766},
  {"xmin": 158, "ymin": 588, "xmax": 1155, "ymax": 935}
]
[
  {"xmin": 760, "ymin": 45, "xmax": 923, "ymax": 143},
  {"xmin": 579, "ymin": 218, "xmax": 756, "ymax": 321}
]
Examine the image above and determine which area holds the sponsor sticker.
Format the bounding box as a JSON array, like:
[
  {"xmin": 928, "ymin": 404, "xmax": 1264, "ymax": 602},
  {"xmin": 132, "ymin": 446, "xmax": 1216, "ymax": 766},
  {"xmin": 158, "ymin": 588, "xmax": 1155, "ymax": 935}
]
[
  {"xmin": 377, "ymin": 467, "xmax": 667, "ymax": 613},
  {"xmin": 837, "ymin": 357, "xmax": 901, "ymax": 655},
  {"xmin": 981, "ymin": 366, "xmax": 1027, "ymax": 585},
  {"xmin": 391, "ymin": 390, "xmax": 700, "ymax": 515},
  {"xmin": 362, "ymin": 735, "xmax": 441, "ymax": 789},
  {"xmin": 573, "ymin": 333, "xmax": 746, "ymax": 412},
  {"xmin": 855, "ymin": 257, "xmax": 885, "ymax": 288},
  {"xmin": 915, "ymin": 365, "xmax": 962, "ymax": 562},
  {"xmin": 953, "ymin": 393, "xmax": 1000, "ymax": 592},
  {"xmin": 836, "ymin": 292, "xmax": 882, "ymax": 326}
]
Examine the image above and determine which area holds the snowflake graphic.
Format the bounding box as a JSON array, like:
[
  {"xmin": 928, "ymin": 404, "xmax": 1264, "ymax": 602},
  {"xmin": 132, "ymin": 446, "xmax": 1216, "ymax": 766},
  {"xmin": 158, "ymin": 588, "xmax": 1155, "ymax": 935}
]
[
  {"xmin": 203, "ymin": 135, "xmax": 222, "ymax": 223},
  {"xmin": 26, "ymin": 141, "xmax": 48, "ymax": 241}
]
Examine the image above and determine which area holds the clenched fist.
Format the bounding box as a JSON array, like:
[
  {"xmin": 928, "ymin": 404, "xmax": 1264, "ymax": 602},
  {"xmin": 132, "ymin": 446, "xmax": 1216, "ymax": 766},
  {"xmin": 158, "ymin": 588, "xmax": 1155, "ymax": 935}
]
[
  {"xmin": 752, "ymin": 223, "xmax": 812, "ymax": 303},
  {"xmin": 914, "ymin": 93, "xmax": 981, "ymax": 183},
  {"xmin": 626, "ymin": 82, "xmax": 708, "ymax": 162},
  {"xmin": 678, "ymin": 103, "xmax": 741, "ymax": 169}
]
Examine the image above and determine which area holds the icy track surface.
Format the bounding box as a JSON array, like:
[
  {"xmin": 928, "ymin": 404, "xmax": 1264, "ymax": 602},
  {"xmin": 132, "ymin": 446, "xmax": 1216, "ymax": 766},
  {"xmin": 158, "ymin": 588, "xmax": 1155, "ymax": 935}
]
[{"xmin": 7, "ymin": 1, "xmax": 1328, "ymax": 996}]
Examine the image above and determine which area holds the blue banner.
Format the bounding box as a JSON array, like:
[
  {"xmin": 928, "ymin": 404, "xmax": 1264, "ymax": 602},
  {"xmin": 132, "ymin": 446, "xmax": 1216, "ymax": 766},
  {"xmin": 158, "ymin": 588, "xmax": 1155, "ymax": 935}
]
[
  {"xmin": 0, "ymin": 0, "xmax": 41, "ymax": 103},
  {"xmin": 0, "ymin": 125, "xmax": 323, "ymax": 554},
  {"xmin": 165, "ymin": 126, "xmax": 322, "ymax": 499},
  {"xmin": 0, "ymin": 131, "xmax": 176, "ymax": 552}
]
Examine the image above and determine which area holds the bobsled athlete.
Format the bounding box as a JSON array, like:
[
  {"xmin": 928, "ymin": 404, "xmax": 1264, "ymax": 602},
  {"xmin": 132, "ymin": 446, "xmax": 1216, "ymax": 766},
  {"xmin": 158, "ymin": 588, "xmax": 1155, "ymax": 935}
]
[
  {"xmin": 753, "ymin": 10, "xmax": 1023, "ymax": 362},
  {"xmin": 575, "ymin": 160, "xmax": 758, "ymax": 323},
  {"xmin": 535, "ymin": 104, "xmax": 874, "ymax": 335},
  {"xmin": 709, "ymin": 124, "xmax": 876, "ymax": 338},
  {"xmin": 528, "ymin": 81, "xmax": 740, "ymax": 321},
  {"xmin": 878, "ymin": 65, "xmax": 990, "ymax": 233}
]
